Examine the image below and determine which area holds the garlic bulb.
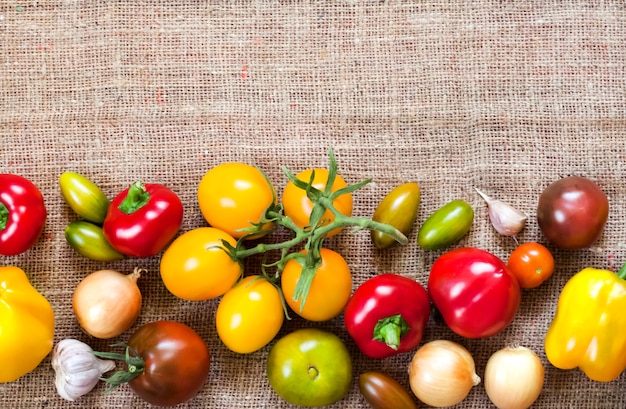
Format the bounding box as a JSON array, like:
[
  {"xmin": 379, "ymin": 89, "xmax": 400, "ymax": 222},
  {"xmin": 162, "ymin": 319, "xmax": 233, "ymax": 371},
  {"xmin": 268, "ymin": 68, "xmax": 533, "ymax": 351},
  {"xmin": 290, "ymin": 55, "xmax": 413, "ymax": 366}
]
[
  {"xmin": 475, "ymin": 188, "xmax": 527, "ymax": 237},
  {"xmin": 408, "ymin": 340, "xmax": 480, "ymax": 407},
  {"xmin": 51, "ymin": 339, "xmax": 116, "ymax": 401},
  {"xmin": 484, "ymin": 346, "xmax": 544, "ymax": 409}
]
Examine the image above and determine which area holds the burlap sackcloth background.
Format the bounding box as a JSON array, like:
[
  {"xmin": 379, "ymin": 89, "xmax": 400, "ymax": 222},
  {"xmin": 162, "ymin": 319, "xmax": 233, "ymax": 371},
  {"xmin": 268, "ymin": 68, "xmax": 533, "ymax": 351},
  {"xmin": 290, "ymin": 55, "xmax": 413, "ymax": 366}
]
[{"xmin": 1, "ymin": 1, "xmax": 626, "ymax": 408}]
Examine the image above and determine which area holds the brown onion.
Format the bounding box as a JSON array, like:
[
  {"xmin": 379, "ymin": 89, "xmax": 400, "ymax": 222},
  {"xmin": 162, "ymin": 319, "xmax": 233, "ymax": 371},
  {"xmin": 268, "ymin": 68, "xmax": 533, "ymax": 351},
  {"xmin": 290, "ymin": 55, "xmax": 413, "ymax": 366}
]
[
  {"xmin": 72, "ymin": 268, "xmax": 143, "ymax": 338},
  {"xmin": 408, "ymin": 340, "xmax": 480, "ymax": 407}
]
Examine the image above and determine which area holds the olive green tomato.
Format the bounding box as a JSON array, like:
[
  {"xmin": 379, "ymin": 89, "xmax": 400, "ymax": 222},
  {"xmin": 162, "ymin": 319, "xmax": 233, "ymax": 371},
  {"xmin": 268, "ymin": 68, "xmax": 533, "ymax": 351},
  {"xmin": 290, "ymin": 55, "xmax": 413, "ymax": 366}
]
[
  {"xmin": 267, "ymin": 328, "xmax": 352, "ymax": 407},
  {"xmin": 65, "ymin": 221, "xmax": 124, "ymax": 261},
  {"xmin": 59, "ymin": 171, "xmax": 110, "ymax": 223},
  {"xmin": 371, "ymin": 182, "xmax": 420, "ymax": 249},
  {"xmin": 417, "ymin": 199, "xmax": 474, "ymax": 250}
]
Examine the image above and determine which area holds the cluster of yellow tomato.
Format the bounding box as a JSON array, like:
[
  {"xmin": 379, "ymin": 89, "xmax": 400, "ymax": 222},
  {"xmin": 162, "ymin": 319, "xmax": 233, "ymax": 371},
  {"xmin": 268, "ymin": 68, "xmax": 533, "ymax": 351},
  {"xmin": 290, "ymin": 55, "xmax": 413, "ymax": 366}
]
[{"xmin": 160, "ymin": 162, "xmax": 355, "ymax": 354}]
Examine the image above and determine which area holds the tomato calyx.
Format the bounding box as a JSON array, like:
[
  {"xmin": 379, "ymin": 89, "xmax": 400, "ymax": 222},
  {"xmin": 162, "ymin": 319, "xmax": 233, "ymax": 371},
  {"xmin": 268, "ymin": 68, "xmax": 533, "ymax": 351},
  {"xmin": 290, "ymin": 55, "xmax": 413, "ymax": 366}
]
[
  {"xmin": 93, "ymin": 343, "xmax": 145, "ymax": 392},
  {"xmin": 373, "ymin": 314, "xmax": 411, "ymax": 350},
  {"xmin": 118, "ymin": 182, "xmax": 150, "ymax": 214},
  {"xmin": 307, "ymin": 365, "xmax": 320, "ymax": 381}
]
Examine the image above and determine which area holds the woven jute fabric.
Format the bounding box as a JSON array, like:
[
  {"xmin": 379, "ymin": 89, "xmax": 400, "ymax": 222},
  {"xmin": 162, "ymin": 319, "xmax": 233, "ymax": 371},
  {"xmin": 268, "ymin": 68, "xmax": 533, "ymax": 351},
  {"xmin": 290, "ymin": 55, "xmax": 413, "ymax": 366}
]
[{"xmin": 1, "ymin": 1, "xmax": 626, "ymax": 407}]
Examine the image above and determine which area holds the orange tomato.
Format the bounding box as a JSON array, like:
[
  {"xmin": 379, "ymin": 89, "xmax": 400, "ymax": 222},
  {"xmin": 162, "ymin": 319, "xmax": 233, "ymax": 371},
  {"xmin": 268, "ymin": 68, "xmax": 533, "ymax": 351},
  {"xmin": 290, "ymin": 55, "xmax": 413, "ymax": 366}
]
[
  {"xmin": 198, "ymin": 163, "xmax": 276, "ymax": 239},
  {"xmin": 281, "ymin": 248, "xmax": 352, "ymax": 321},
  {"xmin": 159, "ymin": 227, "xmax": 242, "ymax": 300},
  {"xmin": 281, "ymin": 168, "xmax": 353, "ymax": 237},
  {"xmin": 507, "ymin": 242, "xmax": 555, "ymax": 289}
]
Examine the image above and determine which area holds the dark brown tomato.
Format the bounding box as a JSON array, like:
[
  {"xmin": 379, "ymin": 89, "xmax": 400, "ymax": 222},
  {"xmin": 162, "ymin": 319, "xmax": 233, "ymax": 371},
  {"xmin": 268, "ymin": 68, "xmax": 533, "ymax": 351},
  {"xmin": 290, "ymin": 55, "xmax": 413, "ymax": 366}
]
[
  {"xmin": 537, "ymin": 176, "xmax": 609, "ymax": 249},
  {"xmin": 127, "ymin": 321, "xmax": 210, "ymax": 406},
  {"xmin": 359, "ymin": 371, "xmax": 418, "ymax": 409}
]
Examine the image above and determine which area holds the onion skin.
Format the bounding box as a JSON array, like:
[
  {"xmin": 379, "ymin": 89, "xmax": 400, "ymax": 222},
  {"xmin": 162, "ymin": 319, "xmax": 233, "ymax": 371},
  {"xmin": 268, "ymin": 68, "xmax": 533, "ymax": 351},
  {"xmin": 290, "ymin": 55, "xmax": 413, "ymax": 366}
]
[
  {"xmin": 359, "ymin": 371, "xmax": 418, "ymax": 409},
  {"xmin": 408, "ymin": 340, "xmax": 480, "ymax": 407},
  {"xmin": 72, "ymin": 268, "xmax": 143, "ymax": 339},
  {"xmin": 484, "ymin": 346, "xmax": 544, "ymax": 409}
]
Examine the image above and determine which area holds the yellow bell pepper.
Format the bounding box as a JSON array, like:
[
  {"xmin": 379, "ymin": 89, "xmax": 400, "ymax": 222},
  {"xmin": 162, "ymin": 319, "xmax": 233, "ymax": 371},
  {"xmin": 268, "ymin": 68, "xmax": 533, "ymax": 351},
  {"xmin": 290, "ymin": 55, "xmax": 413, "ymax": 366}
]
[
  {"xmin": 0, "ymin": 266, "xmax": 55, "ymax": 382},
  {"xmin": 544, "ymin": 266, "xmax": 626, "ymax": 382}
]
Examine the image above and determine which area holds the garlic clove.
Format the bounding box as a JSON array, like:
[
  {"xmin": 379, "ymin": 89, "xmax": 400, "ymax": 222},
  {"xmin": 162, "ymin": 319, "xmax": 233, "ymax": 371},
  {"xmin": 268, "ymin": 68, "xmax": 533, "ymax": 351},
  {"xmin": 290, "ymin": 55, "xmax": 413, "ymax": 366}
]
[
  {"xmin": 475, "ymin": 188, "xmax": 528, "ymax": 237},
  {"xmin": 52, "ymin": 339, "xmax": 116, "ymax": 401}
]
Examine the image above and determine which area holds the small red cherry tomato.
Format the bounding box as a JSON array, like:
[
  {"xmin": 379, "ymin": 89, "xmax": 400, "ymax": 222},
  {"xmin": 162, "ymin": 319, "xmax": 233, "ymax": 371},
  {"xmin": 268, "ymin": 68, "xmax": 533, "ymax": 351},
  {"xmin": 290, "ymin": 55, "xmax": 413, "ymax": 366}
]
[{"xmin": 507, "ymin": 242, "xmax": 555, "ymax": 289}]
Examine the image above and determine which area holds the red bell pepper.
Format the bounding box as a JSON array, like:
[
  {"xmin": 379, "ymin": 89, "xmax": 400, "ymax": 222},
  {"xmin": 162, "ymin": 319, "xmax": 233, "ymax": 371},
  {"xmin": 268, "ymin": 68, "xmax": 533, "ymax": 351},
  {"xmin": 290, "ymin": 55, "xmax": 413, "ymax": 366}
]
[
  {"xmin": 0, "ymin": 174, "xmax": 47, "ymax": 256},
  {"xmin": 103, "ymin": 181, "xmax": 183, "ymax": 258},
  {"xmin": 428, "ymin": 247, "xmax": 520, "ymax": 338},
  {"xmin": 344, "ymin": 273, "xmax": 431, "ymax": 359}
]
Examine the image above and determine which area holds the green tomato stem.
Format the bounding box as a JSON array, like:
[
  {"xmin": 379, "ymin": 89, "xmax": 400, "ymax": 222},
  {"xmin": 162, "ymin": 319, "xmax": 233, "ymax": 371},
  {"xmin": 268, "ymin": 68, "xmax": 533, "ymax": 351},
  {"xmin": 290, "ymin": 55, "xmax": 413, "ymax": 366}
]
[
  {"xmin": 0, "ymin": 202, "xmax": 8, "ymax": 230},
  {"xmin": 226, "ymin": 147, "xmax": 408, "ymax": 314},
  {"xmin": 118, "ymin": 181, "xmax": 150, "ymax": 214},
  {"xmin": 292, "ymin": 254, "xmax": 323, "ymax": 313},
  {"xmin": 92, "ymin": 344, "xmax": 145, "ymax": 393},
  {"xmin": 312, "ymin": 197, "xmax": 408, "ymax": 245},
  {"xmin": 234, "ymin": 228, "xmax": 308, "ymax": 259}
]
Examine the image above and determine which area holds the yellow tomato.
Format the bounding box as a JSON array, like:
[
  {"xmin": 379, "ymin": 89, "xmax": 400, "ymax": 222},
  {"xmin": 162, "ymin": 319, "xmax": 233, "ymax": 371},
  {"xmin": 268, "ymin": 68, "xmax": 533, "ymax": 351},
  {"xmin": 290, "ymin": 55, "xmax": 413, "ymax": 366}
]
[
  {"xmin": 198, "ymin": 163, "xmax": 276, "ymax": 239},
  {"xmin": 159, "ymin": 227, "xmax": 242, "ymax": 301},
  {"xmin": 216, "ymin": 275, "xmax": 284, "ymax": 354},
  {"xmin": 281, "ymin": 168, "xmax": 353, "ymax": 237},
  {"xmin": 281, "ymin": 248, "xmax": 352, "ymax": 321},
  {"xmin": 0, "ymin": 266, "xmax": 54, "ymax": 382}
]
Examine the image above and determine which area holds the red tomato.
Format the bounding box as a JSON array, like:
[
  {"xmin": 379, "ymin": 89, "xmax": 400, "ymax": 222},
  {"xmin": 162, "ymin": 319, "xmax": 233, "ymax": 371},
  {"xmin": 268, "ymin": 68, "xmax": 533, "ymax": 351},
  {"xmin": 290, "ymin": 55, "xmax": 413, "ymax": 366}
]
[
  {"xmin": 428, "ymin": 247, "xmax": 521, "ymax": 338},
  {"xmin": 99, "ymin": 321, "xmax": 211, "ymax": 406},
  {"xmin": 507, "ymin": 242, "xmax": 555, "ymax": 289},
  {"xmin": 537, "ymin": 176, "xmax": 609, "ymax": 249}
]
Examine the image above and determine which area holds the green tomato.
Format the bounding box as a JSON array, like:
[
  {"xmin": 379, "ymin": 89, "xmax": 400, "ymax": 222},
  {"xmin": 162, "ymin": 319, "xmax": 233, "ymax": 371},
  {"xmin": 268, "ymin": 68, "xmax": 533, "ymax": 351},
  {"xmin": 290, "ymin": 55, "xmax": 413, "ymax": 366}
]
[
  {"xmin": 65, "ymin": 221, "xmax": 124, "ymax": 261},
  {"xmin": 371, "ymin": 182, "xmax": 420, "ymax": 249},
  {"xmin": 266, "ymin": 328, "xmax": 352, "ymax": 407},
  {"xmin": 417, "ymin": 199, "xmax": 474, "ymax": 250},
  {"xmin": 59, "ymin": 171, "xmax": 110, "ymax": 223}
]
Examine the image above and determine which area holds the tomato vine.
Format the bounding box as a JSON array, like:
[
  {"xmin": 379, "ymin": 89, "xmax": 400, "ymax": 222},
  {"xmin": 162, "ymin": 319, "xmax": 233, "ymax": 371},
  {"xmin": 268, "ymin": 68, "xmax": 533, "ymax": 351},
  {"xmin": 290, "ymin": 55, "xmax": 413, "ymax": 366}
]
[{"xmin": 221, "ymin": 148, "xmax": 408, "ymax": 311}]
